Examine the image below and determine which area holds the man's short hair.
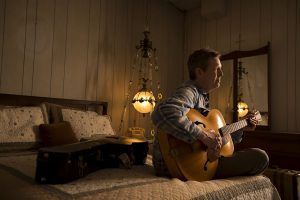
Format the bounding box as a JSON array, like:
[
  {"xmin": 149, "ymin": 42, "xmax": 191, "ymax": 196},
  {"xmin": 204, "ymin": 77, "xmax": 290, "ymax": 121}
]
[{"xmin": 187, "ymin": 48, "xmax": 220, "ymax": 80}]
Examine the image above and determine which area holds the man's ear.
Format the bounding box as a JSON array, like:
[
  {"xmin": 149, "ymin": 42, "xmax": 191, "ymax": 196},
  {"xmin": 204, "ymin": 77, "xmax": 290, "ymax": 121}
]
[{"xmin": 195, "ymin": 67, "xmax": 205, "ymax": 78}]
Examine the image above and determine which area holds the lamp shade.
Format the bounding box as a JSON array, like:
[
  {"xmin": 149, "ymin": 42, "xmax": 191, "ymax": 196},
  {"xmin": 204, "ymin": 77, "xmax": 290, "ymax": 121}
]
[
  {"xmin": 132, "ymin": 90, "xmax": 156, "ymax": 113},
  {"xmin": 237, "ymin": 101, "xmax": 249, "ymax": 118}
]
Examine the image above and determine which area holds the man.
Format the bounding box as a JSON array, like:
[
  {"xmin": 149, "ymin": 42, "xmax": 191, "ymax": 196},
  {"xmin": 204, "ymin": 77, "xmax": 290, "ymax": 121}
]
[{"xmin": 151, "ymin": 48, "xmax": 268, "ymax": 179}]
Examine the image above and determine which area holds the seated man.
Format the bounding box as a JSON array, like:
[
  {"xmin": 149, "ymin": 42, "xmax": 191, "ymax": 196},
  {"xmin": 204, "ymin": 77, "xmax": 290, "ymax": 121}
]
[{"xmin": 151, "ymin": 48, "xmax": 268, "ymax": 179}]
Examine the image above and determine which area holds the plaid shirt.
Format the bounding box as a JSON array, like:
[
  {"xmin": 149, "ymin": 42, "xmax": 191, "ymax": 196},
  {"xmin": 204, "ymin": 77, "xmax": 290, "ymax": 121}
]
[{"xmin": 151, "ymin": 80, "xmax": 243, "ymax": 176}]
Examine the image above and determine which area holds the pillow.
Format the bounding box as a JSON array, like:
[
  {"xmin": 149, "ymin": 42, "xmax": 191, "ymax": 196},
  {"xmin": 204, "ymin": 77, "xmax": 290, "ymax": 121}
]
[
  {"xmin": 42, "ymin": 102, "xmax": 105, "ymax": 123},
  {"xmin": 61, "ymin": 108, "xmax": 115, "ymax": 140},
  {"xmin": 0, "ymin": 106, "xmax": 46, "ymax": 151},
  {"xmin": 39, "ymin": 121, "xmax": 78, "ymax": 147}
]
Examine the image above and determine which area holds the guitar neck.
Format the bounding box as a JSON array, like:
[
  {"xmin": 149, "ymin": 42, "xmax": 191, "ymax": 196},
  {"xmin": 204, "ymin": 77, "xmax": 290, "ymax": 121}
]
[{"xmin": 219, "ymin": 119, "xmax": 248, "ymax": 137}]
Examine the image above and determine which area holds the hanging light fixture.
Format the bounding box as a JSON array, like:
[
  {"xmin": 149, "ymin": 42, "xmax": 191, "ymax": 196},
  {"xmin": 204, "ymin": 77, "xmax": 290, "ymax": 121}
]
[
  {"xmin": 130, "ymin": 0, "xmax": 162, "ymax": 114},
  {"xmin": 118, "ymin": 0, "xmax": 162, "ymax": 134},
  {"xmin": 131, "ymin": 28, "xmax": 161, "ymax": 114}
]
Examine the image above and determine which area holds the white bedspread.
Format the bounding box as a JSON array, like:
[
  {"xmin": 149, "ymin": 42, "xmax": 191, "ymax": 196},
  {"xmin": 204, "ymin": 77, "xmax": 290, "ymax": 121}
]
[{"xmin": 0, "ymin": 152, "xmax": 281, "ymax": 200}]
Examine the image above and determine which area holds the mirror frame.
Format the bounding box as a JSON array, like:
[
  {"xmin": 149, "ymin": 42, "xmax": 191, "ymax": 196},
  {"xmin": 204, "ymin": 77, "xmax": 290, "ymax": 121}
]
[{"xmin": 220, "ymin": 42, "xmax": 270, "ymax": 130}]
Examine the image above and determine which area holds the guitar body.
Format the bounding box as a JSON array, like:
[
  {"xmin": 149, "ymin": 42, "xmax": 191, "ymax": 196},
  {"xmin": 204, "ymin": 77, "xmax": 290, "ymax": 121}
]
[{"xmin": 157, "ymin": 109, "xmax": 234, "ymax": 181}]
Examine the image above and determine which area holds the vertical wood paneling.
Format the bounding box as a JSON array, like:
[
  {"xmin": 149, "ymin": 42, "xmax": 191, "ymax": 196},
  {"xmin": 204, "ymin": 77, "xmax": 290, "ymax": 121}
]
[
  {"xmin": 217, "ymin": 11, "xmax": 231, "ymax": 54},
  {"xmin": 32, "ymin": 0, "xmax": 54, "ymax": 96},
  {"xmin": 0, "ymin": 0, "xmax": 5, "ymax": 89},
  {"xmin": 0, "ymin": 0, "xmax": 184, "ymax": 133},
  {"xmin": 216, "ymin": 1, "xmax": 231, "ymax": 54},
  {"xmin": 240, "ymin": 0, "xmax": 260, "ymax": 50},
  {"xmin": 296, "ymin": 0, "xmax": 300, "ymax": 131},
  {"xmin": 230, "ymin": 0, "xmax": 241, "ymax": 50},
  {"xmin": 150, "ymin": 0, "xmax": 167, "ymax": 101},
  {"xmin": 50, "ymin": 0, "xmax": 68, "ymax": 98},
  {"xmin": 160, "ymin": 1, "xmax": 169, "ymax": 97},
  {"xmin": 96, "ymin": 0, "xmax": 106, "ymax": 102},
  {"xmin": 64, "ymin": 0, "xmax": 89, "ymax": 99},
  {"xmin": 1, "ymin": 0, "xmax": 299, "ymax": 133},
  {"xmin": 189, "ymin": 8, "xmax": 202, "ymax": 52},
  {"xmin": 205, "ymin": 19, "xmax": 217, "ymax": 49},
  {"xmin": 184, "ymin": 11, "xmax": 192, "ymax": 79},
  {"xmin": 22, "ymin": 0, "xmax": 37, "ymax": 95},
  {"xmin": 271, "ymin": 0, "xmax": 288, "ymax": 131},
  {"xmin": 259, "ymin": 0, "xmax": 271, "ymax": 46},
  {"xmin": 85, "ymin": 0, "xmax": 100, "ymax": 100},
  {"xmin": 0, "ymin": 0, "xmax": 27, "ymax": 94},
  {"xmin": 201, "ymin": 19, "xmax": 207, "ymax": 48},
  {"xmin": 97, "ymin": 0, "xmax": 115, "ymax": 107},
  {"xmin": 287, "ymin": 0, "xmax": 297, "ymax": 131},
  {"xmin": 170, "ymin": 6, "xmax": 184, "ymax": 89},
  {"xmin": 103, "ymin": 0, "xmax": 115, "ymax": 113},
  {"xmin": 111, "ymin": 0, "xmax": 127, "ymax": 130},
  {"xmin": 117, "ymin": 0, "xmax": 133, "ymax": 135}
]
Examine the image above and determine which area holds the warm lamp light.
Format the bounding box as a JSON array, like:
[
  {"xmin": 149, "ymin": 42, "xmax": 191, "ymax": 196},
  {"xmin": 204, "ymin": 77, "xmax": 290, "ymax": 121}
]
[
  {"xmin": 237, "ymin": 101, "xmax": 249, "ymax": 118},
  {"xmin": 132, "ymin": 89, "xmax": 156, "ymax": 114}
]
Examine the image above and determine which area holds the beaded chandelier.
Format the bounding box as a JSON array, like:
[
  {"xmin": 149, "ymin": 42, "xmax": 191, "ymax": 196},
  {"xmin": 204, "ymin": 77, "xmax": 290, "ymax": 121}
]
[{"xmin": 118, "ymin": 0, "xmax": 162, "ymax": 134}]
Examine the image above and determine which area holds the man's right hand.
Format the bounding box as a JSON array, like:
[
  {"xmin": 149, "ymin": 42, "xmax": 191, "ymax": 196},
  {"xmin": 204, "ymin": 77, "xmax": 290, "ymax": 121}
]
[{"xmin": 201, "ymin": 129, "xmax": 222, "ymax": 162}]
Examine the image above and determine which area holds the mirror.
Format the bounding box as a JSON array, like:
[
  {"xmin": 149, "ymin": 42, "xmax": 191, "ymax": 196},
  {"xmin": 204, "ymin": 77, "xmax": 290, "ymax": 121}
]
[{"xmin": 209, "ymin": 43, "xmax": 270, "ymax": 129}]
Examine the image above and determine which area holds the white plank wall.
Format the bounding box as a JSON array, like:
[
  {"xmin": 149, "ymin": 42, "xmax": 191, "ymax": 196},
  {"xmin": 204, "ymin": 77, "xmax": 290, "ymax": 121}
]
[
  {"xmin": 50, "ymin": 0, "xmax": 68, "ymax": 98},
  {"xmin": 32, "ymin": 0, "xmax": 55, "ymax": 97},
  {"xmin": 184, "ymin": 0, "xmax": 300, "ymax": 132},
  {"xmin": 0, "ymin": 0, "xmax": 184, "ymax": 134},
  {"xmin": 296, "ymin": 0, "xmax": 300, "ymax": 132},
  {"xmin": 1, "ymin": 0, "xmax": 27, "ymax": 94}
]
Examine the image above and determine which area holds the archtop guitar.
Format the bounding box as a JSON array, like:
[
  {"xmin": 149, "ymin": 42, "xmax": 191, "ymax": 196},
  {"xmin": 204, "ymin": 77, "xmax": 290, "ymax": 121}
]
[{"xmin": 157, "ymin": 109, "xmax": 261, "ymax": 182}]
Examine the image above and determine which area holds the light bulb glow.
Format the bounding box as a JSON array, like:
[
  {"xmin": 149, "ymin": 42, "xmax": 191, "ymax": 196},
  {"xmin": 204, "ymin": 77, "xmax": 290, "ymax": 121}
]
[
  {"xmin": 132, "ymin": 90, "xmax": 156, "ymax": 113},
  {"xmin": 237, "ymin": 101, "xmax": 249, "ymax": 118}
]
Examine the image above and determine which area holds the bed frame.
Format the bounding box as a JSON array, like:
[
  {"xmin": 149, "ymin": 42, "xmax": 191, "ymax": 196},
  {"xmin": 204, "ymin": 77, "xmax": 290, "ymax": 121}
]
[
  {"xmin": 0, "ymin": 94, "xmax": 282, "ymax": 200},
  {"xmin": 0, "ymin": 93, "xmax": 108, "ymax": 115}
]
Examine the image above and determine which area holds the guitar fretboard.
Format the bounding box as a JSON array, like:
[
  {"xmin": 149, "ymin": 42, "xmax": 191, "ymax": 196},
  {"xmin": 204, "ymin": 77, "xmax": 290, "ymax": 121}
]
[{"xmin": 219, "ymin": 119, "xmax": 248, "ymax": 137}]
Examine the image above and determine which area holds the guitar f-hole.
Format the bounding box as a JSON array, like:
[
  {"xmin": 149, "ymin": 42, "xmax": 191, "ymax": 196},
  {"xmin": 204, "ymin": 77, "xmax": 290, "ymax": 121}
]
[
  {"xmin": 195, "ymin": 121, "xmax": 206, "ymax": 128},
  {"xmin": 203, "ymin": 159, "xmax": 209, "ymax": 171}
]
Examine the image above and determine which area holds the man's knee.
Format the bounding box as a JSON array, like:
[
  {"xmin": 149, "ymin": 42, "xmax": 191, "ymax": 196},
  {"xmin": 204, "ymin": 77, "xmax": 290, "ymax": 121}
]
[{"xmin": 249, "ymin": 148, "xmax": 269, "ymax": 175}]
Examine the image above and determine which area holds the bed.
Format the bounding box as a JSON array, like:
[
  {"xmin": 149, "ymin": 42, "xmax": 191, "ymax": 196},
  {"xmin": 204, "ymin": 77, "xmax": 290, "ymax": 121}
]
[{"xmin": 0, "ymin": 93, "xmax": 281, "ymax": 200}]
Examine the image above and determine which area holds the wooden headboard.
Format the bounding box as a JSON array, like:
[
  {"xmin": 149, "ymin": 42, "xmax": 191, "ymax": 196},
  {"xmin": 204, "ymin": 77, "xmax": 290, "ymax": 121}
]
[{"xmin": 0, "ymin": 93, "xmax": 108, "ymax": 115}]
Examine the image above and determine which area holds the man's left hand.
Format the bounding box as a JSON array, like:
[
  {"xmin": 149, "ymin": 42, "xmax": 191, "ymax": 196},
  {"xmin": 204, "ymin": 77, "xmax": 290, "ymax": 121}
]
[{"xmin": 243, "ymin": 112, "xmax": 259, "ymax": 131}]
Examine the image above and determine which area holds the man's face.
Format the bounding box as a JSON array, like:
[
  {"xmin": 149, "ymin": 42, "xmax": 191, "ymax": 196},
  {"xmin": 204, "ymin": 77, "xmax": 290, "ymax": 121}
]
[{"xmin": 196, "ymin": 57, "xmax": 223, "ymax": 92}]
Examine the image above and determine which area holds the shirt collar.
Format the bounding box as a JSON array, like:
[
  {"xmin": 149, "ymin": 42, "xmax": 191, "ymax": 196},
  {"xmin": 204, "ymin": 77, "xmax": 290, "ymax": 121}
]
[{"xmin": 185, "ymin": 80, "xmax": 208, "ymax": 96}]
